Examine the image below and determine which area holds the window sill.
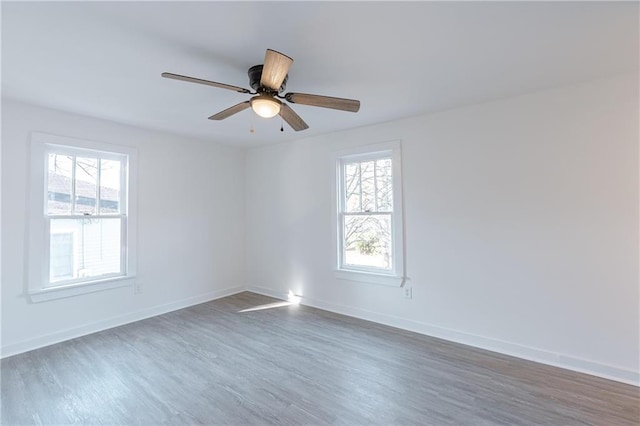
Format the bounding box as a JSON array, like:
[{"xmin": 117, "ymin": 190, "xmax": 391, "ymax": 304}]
[
  {"xmin": 28, "ymin": 276, "xmax": 135, "ymax": 303},
  {"xmin": 334, "ymin": 269, "xmax": 405, "ymax": 287}
]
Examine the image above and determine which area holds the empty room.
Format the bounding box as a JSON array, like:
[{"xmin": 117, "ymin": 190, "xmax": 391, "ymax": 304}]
[{"xmin": 1, "ymin": 1, "xmax": 638, "ymax": 425}]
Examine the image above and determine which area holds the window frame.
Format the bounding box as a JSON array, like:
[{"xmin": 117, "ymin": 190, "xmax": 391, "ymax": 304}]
[
  {"xmin": 332, "ymin": 140, "xmax": 405, "ymax": 287},
  {"xmin": 28, "ymin": 132, "xmax": 137, "ymax": 302}
]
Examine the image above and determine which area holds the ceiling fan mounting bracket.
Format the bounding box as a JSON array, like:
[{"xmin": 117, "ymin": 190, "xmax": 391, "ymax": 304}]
[{"xmin": 248, "ymin": 64, "xmax": 287, "ymax": 94}]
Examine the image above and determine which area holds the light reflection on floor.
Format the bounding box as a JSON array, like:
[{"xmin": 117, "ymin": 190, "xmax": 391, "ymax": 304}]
[
  {"xmin": 238, "ymin": 291, "xmax": 302, "ymax": 313},
  {"xmin": 238, "ymin": 301, "xmax": 295, "ymax": 313}
]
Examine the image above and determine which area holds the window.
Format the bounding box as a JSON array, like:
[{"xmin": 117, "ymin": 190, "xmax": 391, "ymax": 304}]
[
  {"xmin": 28, "ymin": 133, "xmax": 137, "ymax": 302},
  {"xmin": 333, "ymin": 141, "xmax": 405, "ymax": 286}
]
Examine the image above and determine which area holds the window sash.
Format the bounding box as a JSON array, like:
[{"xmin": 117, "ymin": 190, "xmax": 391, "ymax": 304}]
[
  {"xmin": 45, "ymin": 148, "xmax": 128, "ymax": 217},
  {"xmin": 44, "ymin": 146, "xmax": 128, "ymax": 288},
  {"xmin": 341, "ymin": 211, "xmax": 393, "ymax": 217},
  {"xmin": 340, "ymin": 211, "xmax": 394, "ymax": 273},
  {"xmin": 338, "ymin": 151, "xmax": 396, "ymax": 274},
  {"xmin": 44, "ymin": 215, "xmax": 128, "ymax": 288},
  {"xmin": 341, "ymin": 155, "xmax": 393, "ymax": 214},
  {"xmin": 46, "ymin": 214, "xmax": 123, "ymax": 219}
]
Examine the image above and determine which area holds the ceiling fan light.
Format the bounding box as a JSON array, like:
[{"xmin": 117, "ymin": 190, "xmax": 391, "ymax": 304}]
[{"xmin": 250, "ymin": 96, "xmax": 281, "ymax": 118}]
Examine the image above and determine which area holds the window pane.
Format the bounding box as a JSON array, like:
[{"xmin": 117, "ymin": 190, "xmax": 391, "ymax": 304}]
[
  {"xmin": 360, "ymin": 160, "xmax": 375, "ymax": 212},
  {"xmin": 75, "ymin": 157, "xmax": 98, "ymax": 214},
  {"xmin": 344, "ymin": 214, "xmax": 392, "ymax": 270},
  {"xmin": 100, "ymin": 159, "xmax": 121, "ymax": 214},
  {"xmin": 50, "ymin": 232, "xmax": 74, "ymax": 280},
  {"xmin": 376, "ymin": 158, "xmax": 393, "ymax": 212},
  {"xmin": 49, "ymin": 217, "xmax": 122, "ymax": 284},
  {"xmin": 344, "ymin": 162, "xmax": 361, "ymax": 212},
  {"xmin": 47, "ymin": 154, "xmax": 73, "ymax": 214}
]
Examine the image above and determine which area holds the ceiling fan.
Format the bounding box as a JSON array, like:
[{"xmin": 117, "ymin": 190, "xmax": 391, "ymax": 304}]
[{"xmin": 162, "ymin": 49, "xmax": 360, "ymax": 132}]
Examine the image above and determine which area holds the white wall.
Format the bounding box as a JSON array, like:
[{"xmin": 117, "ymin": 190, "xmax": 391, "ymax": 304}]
[
  {"xmin": 245, "ymin": 74, "xmax": 639, "ymax": 385},
  {"xmin": 1, "ymin": 99, "xmax": 245, "ymax": 356}
]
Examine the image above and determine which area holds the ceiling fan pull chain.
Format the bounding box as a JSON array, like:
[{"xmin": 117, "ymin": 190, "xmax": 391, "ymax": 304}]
[
  {"xmin": 280, "ymin": 116, "xmax": 284, "ymax": 132},
  {"xmin": 250, "ymin": 112, "xmax": 255, "ymax": 133}
]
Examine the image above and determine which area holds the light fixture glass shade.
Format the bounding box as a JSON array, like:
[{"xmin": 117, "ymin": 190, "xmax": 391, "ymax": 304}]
[{"xmin": 251, "ymin": 96, "xmax": 281, "ymax": 118}]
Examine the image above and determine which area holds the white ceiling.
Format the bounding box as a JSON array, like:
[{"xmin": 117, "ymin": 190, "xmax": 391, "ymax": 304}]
[{"xmin": 2, "ymin": 1, "xmax": 638, "ymax": 147}]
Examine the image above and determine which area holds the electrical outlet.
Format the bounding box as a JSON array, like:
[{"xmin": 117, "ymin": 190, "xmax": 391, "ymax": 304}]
[
  {"xmin": 134, "ymin": 281, "xmax": 143, "ymax": 295},
  {"xmin": 403, "ymin": 286, "xmax": 412, "ymax": 299}
]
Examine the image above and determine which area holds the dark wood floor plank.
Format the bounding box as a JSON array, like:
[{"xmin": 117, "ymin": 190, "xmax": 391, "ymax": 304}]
[{"xmin": 2, "ymin": 292, "xmax": 638, "ymax": 425}]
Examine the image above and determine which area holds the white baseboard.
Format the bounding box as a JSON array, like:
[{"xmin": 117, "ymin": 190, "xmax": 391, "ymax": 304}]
[
  {"xmin": 1, "ymin": 285, "xmax": 246, "ymax": 359},
  {"xmin": 247, "ymin": 285, "xmax": 639, "ymax": 387}
]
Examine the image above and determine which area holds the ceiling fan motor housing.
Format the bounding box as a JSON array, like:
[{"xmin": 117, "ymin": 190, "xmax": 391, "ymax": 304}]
[{"xmin": 248, "ymin": 65, "xmax": 287, "ymax": 93}]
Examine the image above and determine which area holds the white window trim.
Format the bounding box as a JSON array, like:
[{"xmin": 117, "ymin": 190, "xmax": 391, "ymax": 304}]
[
  {"xmin": 28, "ymin": 132, "xmax": 138, "ymax": 303},
  {"xmin": 331, "ymin": 140, "xmax": 406, "ymax": 287}
]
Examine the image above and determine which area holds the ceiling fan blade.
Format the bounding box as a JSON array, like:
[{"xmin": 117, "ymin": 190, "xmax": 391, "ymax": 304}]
[
  {"xmin": 279, "ymin": 104, "xmax": 309, "ymax": 131},
  {"xmin": 208, "ymin": 101, "xmax": 251, "ymax": 120},
  {"xmin": 284, "ymin": 92, "xmax": 360, "ymax": 112},
  {"xmin": 260, "ymin": 49, "xmax": 293, "ymax": 92},
  {"xmin": 162, "ymin": 72, "xmax": 251, "ymax": 94}
]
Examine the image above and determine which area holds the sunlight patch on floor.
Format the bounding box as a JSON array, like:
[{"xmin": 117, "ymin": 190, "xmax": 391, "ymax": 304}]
[
  {"xmin": 238, "ymin": 290, "xmax": 302, "ymax": 313},
  {"xmin": 238, "ymin": 301, "xmax": 295, "ymax": 313}
]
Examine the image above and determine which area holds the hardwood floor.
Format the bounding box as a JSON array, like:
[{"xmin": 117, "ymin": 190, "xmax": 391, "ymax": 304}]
[{"xmin": 2, "ymin": 292, "xmax": 638, "ymax": 425}]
